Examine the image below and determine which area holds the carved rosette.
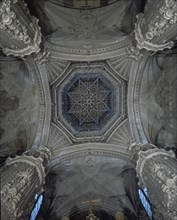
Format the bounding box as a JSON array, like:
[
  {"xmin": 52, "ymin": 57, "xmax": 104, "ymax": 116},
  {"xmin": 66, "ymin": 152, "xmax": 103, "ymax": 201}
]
[
  {"xmin": 134, "ymin": 0, "xmax": 177, "ymax": 52},
  {"xmin": 136, "ymin": 148, "xmax": 177, "ymax": 220},
  {"xmin": 0, "ymin": 0, "xmax": 42, "ymax": 57},
  {"xmin": 0, "ymin": 147, "xmax": 51, "ymax": 220}
]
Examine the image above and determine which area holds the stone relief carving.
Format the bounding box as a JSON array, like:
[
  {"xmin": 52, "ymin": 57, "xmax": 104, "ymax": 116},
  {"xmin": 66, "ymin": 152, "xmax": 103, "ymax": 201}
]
[
  {"xmin": 1, "ymin": 167, "xmax": 34, "ymax": 217},
  {"xmin": 0, "ymin": 147, "xmax": 50, "ymax": 220},
  {"xmin": 136, "ymin": 148, "xmax": 177, "ymax": 219},
  {"xmin": 0, "ymin": 0, "xmax": 42, "ymax": 57},
  {"xmin": 134, "ymin": 0, "xmax": 177, "ymax": 52}
]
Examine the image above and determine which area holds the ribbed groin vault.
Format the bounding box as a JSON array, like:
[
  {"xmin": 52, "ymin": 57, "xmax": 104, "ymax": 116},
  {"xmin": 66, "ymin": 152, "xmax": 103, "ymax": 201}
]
[{"xmin": 0, "ymin": 0, "xmax": 177, "ymax": 220}]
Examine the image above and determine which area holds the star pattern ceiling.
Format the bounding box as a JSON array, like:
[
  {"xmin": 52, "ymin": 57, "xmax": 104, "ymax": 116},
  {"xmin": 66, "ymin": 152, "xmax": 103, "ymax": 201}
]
[
  {"xmin": 67, "ymin": 78, "xmax": 111, "ymax": 126},
  {"xmin": 52, "ymin": 63, "xmax": 126, "ymax": 140}
]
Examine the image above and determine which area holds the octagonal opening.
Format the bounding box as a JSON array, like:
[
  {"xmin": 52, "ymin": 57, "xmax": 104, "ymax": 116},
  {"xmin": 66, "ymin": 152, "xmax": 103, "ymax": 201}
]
[{"xmin": 62, "ymin": 73, "xmax": 115, "ymax": 132}]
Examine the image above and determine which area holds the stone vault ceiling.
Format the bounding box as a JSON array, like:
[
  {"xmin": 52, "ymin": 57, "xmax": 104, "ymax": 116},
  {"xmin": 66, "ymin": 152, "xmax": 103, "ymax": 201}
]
[{"xmin": 0, "ymin": 0, "xmax": 177, "ymax": 219}]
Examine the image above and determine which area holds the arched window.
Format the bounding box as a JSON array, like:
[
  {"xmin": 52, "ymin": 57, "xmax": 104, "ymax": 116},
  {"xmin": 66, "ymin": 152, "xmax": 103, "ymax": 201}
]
[
  {"xmin": 138, "ymin": 187, "xmax": 153, "ymax": 220},
  {"xmin": 30, "ymin": 194, "xmax": 43, "ymax": 220}
]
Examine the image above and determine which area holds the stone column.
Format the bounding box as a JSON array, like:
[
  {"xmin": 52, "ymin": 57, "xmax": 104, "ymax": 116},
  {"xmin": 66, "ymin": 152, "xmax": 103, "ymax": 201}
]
[
  {"xmin": 136, "ymin": 147, "xmax": 177, "ymax": 220},
  {"xmin": 0, "ymin": 147, "xmax": 51, "ymax": 220},
  {"xmin": 0, "ymin": 0, "xmax": 50, "ymax": 63},
  {"xmin": 134, "ymin": 0, "xmax": 177, "ymax": 52}
]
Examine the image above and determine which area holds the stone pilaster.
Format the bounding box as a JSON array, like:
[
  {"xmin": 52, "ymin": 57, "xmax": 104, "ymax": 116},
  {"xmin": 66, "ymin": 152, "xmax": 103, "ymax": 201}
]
[
  {"xmin": 0, "ymin": 147, "xmax": 51, "ymax": 220},
  {"xmin": 134, "ymin": 0, "xmax": 177, "ymax": 52},
  {"xmin": 0, "ymin": 0, "xmax": 50, "ymax": 62},
  {"xmin": 136, "ymin": 147, "xmax": 177, "ymax": 220}
]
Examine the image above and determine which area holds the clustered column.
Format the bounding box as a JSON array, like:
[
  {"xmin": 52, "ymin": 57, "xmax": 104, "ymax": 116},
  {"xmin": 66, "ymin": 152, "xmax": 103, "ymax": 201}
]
[
  {"xmin": 0, "ymin": 147, "xmax": 51, "ymax": 220},
  {"xmin": 136, "ymin": 147, "xmax": 177, "ymax": 220},
  {"xmin": 134, "ymin": 0, "xmax": 177, "ymax": 52}
]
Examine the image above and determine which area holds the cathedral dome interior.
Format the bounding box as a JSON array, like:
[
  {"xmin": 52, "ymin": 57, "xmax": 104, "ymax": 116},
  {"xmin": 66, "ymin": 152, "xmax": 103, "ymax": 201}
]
[{"xmin": 0, "ymin": 0, "xmax": 177, "ymax": 220}]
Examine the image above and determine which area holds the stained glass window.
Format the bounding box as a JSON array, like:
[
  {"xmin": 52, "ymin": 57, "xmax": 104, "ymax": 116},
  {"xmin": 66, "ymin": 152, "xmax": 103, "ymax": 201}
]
[
  {"xmin": 138, "ymin": 187, "xmax": 153, "ymax": 220},
  {"xmin": 30, "ymin": 194, "xmax": 43, "ymax": 220}
]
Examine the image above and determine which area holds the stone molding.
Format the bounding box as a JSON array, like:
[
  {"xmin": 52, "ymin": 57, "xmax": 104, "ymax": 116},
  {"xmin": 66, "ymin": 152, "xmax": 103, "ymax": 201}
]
[
  {"xmin": 127, "ymin": 51, "xmax": 151, "ymax": 143},
  {"xmin": 45, "ymin": 37, "xmax": 131, "ymax": 62},
  {"xmin": 48, "ymin": 143, "xmax": 134, "ymax": 169},
  {"xmin": 25, "ymin": 58, "xmax": 51, "ymax": 149}
]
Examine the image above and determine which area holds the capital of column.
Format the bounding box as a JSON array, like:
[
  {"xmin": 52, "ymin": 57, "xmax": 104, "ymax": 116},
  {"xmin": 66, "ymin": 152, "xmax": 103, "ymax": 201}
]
[
  {"xmin": 136, "ymin": 148, "xmax": 176, "ymax": 182},
  {"xmin": 134, "ymin": 0, "xmax": 177, "ymax": 52},
  {"xmin": 6, "ymin": 146, "xmax": 51, "ymax": 185},
  {"xmin": 127, "ymin": 142, "xmax": 156, "ymax": 161},
  {"xmin": 0, "ymin": 0, "xmax": 42, "ymax": 57},
  {"xmin": 24, "ymin": 146, "xmax": 52, "ymax": 167}
]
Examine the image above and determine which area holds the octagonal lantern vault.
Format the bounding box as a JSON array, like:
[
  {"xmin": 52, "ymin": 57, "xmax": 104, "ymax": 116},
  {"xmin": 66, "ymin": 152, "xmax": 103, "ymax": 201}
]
[{"xmin": 52, "ymin": 62, "xmax": 127, "ymax": 142}]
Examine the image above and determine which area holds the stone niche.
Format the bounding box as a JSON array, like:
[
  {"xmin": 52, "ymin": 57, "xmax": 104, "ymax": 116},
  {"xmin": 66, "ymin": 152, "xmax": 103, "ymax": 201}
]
[{"xmin": 51, "ymin": 62, "xmax": 127, "ymax": 142}]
